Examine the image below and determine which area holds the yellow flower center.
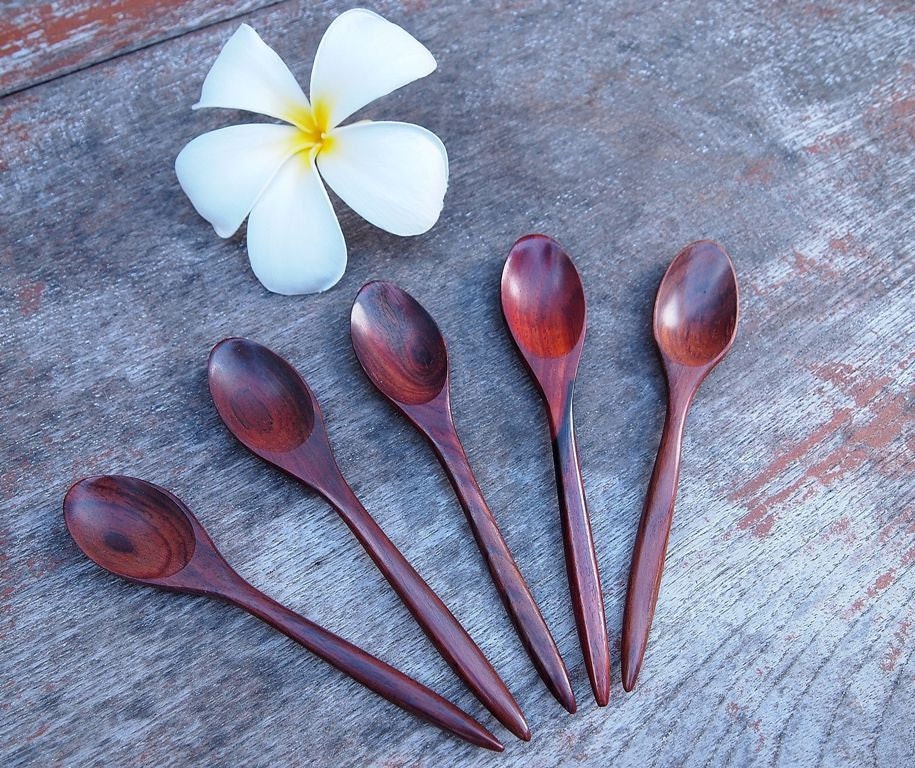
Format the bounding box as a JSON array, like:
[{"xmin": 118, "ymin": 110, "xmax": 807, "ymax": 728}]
[{"xmin": 287, "ymin": 99, "xmax": 335, "ymax": 156}]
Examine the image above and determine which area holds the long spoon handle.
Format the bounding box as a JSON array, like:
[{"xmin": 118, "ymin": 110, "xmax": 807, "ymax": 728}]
[
  {"xmin": 430, "ymin": 431, "xmax": 576, "ymax": 713},
  {"xmin": 622, "ymin": 386, "xmax": 691, "ymax": 691},
  {"xmin": 321, "ymin": 474, "xmax": 530, "ymax": 741},
  {"xmin": 224, "ymin": 578, "xmax": 502, "ymax": 750},
  {"xmin": 551, "ymin": 386, "xmax": 611, "ymax": 706}
]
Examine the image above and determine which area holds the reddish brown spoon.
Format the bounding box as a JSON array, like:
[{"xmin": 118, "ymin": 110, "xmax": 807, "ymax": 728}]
[
  {"xmin": 621, "ymin": 240, "xmax": 739, "ymax": 691},
  {"xmin": 63, "ymin": 475, "xmax": 502, "ymax": 750},
  {"xmin": 351, "ymin": 280, "xmax": 577, "ymax": 714},
  {"xmin": 207, "ymin": 338, "xmax": 529, "ymax": 741},
  {"xmin": 500, "ymin": 234, "xmax": 611, "ymax": 707}
]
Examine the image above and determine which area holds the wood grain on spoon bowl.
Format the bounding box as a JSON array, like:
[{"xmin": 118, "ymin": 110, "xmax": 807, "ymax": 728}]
[
  {"xmin": 64, "ymin": 475, "xmax": 197, "ymax": 582},
  {"xmin": 208, "ymin": 337, "xmax": 316, "ymax": 455},
  {"xmin": 654, "ymin": 240, "xmax": 739, "ymax": 369},
  {"xmin": 351, "ymin": 281, "xmax": 449, "ymax": 405},
  {"xmin": 501, "ymin": 234, "xmax": 587, "ymax": 360}
]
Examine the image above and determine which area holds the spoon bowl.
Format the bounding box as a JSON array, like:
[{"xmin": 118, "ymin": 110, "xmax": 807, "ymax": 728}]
[
  {"xmin": 351, "ymin": 281, "xmax": 449, "ymax": 405},
  {"xmin": 501, "ymin": 234, "xmax": 586, "ymax": 360},
  {"xmin": 209, "ymin": 338, "xmax": 316, "ymax": 454},
  {"xmin": 65, "ymin": 475, "xmax": 196, "ymax": 581},
  {"xmin": 654, "ymin": 240, "xmax": 739, "ymax": 367}
]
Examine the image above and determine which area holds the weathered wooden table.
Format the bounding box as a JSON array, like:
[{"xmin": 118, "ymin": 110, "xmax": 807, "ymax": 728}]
[{"xmin": 2, "ymin": 2, "xmax": 912, "ymax": 766}]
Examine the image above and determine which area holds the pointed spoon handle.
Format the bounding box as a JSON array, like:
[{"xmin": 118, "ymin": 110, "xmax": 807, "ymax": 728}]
[
  {"xmin": 622, "ymin": 384, "xmax": 691, "ymax": 691},
  {"xmin": 551, "ymin": 390, "xmax": 611, "ymax": 706},
  {"xmin": 222, "ymin": 576, "xmax": 502, "ymax": 750},
  {"xmin": 321, "ymin": 471, "xmax": 531, "ymax": 741},
  {"xmin": 428, "ymin": 428, "xmax": 576, "ymax": 713}
]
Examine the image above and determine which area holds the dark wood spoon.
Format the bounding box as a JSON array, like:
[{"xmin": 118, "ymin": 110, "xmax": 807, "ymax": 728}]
[
  {"xmin": 500, "ymin": 234, "xmax": 611, "ymax": 707},
  {"xmin": 207, "ymin": 338, "xmax": 530, "ymax": 741},
  {"xmin": 63, "ymin": 475, "xmax": 503, "ymax": 750},
  {"xmin": 351, "ymin": 280, "xmax": 577, "ymax": 714},
  {"xmin": 621, "ymin": 240, "xmax": 739, "ymax": 691}
]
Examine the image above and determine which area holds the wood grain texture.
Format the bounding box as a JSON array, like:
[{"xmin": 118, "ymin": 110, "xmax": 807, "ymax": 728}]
[
  {"xmin": 621, "ymin": 241, "xmax": 740, "ymax": 691},
  {"xmin": 0, "ymin": 0, "xmax": 285, "ymax": 96},
  {"xmin": 63, "ymin": 475, "xmax": 503, "ymax": 751},
  {"xmin": 1, "ymin": 0, "xmax": 913, "ymax": 766},
  {"xmin": 350, "ymin": 280, "xmax": 576, "ymax": 713},
  {"xmin": 207, "ymin": 337, "xmax": 529, "ymax": 740},
  {"xmin": 501, "ymin": 235, "xmax": 612, "ymax": 706}
]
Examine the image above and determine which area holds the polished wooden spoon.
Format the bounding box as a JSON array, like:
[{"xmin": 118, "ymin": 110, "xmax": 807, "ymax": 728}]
[
  {"xmin": 500, "ymin": 234, "xmax": 611, "ymax": 707},
  {"xmin": 621, "ymin": 240, "xmax": 739, "ymax": 691},
  {"xmin": 208, "ymin": 338, "xmax": 529, "ymax": 741},
  {"xmin": 351, "ymin": 280, "xmax": 576, "ymax": 714},
  {"xmin": 63, "ymin": 475, "xmax": 503, "ymax": 750}
]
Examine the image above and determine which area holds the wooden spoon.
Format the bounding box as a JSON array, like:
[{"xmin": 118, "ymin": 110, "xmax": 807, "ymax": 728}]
[
  {"xmin": 207, "ymin": 338, "xmax": 530, "ymax": 741},
  {"xmin": 63, "ymin": 475, "xmax": 503, "ymax": 750},
  {"xmin": 500, "ymin": 234, "xmax": 611, "ymax": 707},
  {"xmin": 621, "ymin": 240, "xmax": 739, "ymax": 691},
  {"xmin": 351, "ymin": 280, "xmax": 577, "ymax": 714}
]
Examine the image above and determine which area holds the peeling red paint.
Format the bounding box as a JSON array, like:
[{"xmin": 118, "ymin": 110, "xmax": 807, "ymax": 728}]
[
  {"xmin": 736, "ymin": 504, "xmax": 781, "ymax": 539},
  {"xmin": 823, "ymin": 516, "xmax": 852, "ymax": 541},
  {"xmin": 877, "ymin": 512, "xmax": 915, "ymax": 544},
  {"xmin": 732, "ymin": 358, "xmax": 911, "ymax": 539},
  {"xmin": 17, "ymin": 280, "xmax": 45, "ymax": 316},
  {"xmin": 804, "ymin": 131, "xmax": 852, "ymax": 155},
  {"xmin": 881, "ymin": 621, "xmax": 911, "ymax": 672},
  {"xmin": 867, "ymin": 570, "xmax": 897, "ymax": 596},
  {"xmin": 27, "ymin": 722, "xmax": 50, "ymax": 741},
  {"xmin": 742, "ymin": 158, "xmax": 777, "ymax": 184},
  {"xmin": 792, "ymin": 249, "xmax": 839, "ymax": 280},
  {"xmin": 844, "ymin": 543, "xmax": 914, "ymax": 619},
  {"xmin": 812, "ymin": 363, "xmax": 892, "ymax": 408},
  {"xmin": 828, "ymin": 233, "xmax": 869, "ymax": 258},
  {"xmin": 0, "ymin": 1, "xmax": 182, "ymax": 58},
  {"xmin": 881, "ymin": 645, "xmax": 904, "ymax": 672},
  {"xmin": 731, "ymin": 408, "xmax": 851, "ymax": 501},
  {"xmin": 0, "ymin": 1, "xmax": 292, "ymax": 94}
]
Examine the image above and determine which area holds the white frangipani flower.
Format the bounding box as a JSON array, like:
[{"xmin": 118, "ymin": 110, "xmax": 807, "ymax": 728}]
[{"xmin": 175, "ymin": 9, "xmax": 448, "ymax": 295}]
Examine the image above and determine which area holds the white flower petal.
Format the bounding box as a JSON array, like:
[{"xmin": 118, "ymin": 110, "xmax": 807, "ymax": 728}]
[
  {"xmin": 175, "ymin": 124, "xmax": 302, "ymax": 238},
  {"xmin": 317, "ymin": 121, "xmax": 448, "ymax": 236},
  {"xmin": 194, "ymin": 24, "xmax": 311, "ymax": 126},
  {"xmin": 246, "ymin": 153, "xmax": 347, "ymax": 294},
  {"xmin": 310, "ymin": 9, "xmax": 436, "ymax": 129}
]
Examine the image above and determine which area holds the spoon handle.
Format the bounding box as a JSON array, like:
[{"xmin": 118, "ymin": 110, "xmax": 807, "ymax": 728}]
[
  {"xmin": 551, "ymin": 387, "xmax": 611, "ymax": 706},
  {"xmin": 621, "ymin": 386, "xmax": 691, "ymax": 691},
  {"xmin": 225, "ymin": 577, "xmax": 502, "ymax": 750},
  {"xmin": 429, "ymin": 431, "xmax": 576, "ymax": 713},
  {"xmin": 322, "ymin": 475, "xmax": 530, "ymax": 741}
]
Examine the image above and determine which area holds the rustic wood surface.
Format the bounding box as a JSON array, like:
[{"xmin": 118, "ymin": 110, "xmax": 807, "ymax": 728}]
[{"xmin": 1, "ymin": 1, "xmax": 913, "ymax": 766}]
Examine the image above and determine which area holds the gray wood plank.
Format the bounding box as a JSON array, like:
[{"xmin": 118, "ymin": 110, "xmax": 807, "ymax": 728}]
[
  {"xmin": 1, "ymin": 1, "xmax": 912, "ymax": 766},
  {"xmin": 0, "ymin": 0, "xmax": 288, "ymax": 96}
]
